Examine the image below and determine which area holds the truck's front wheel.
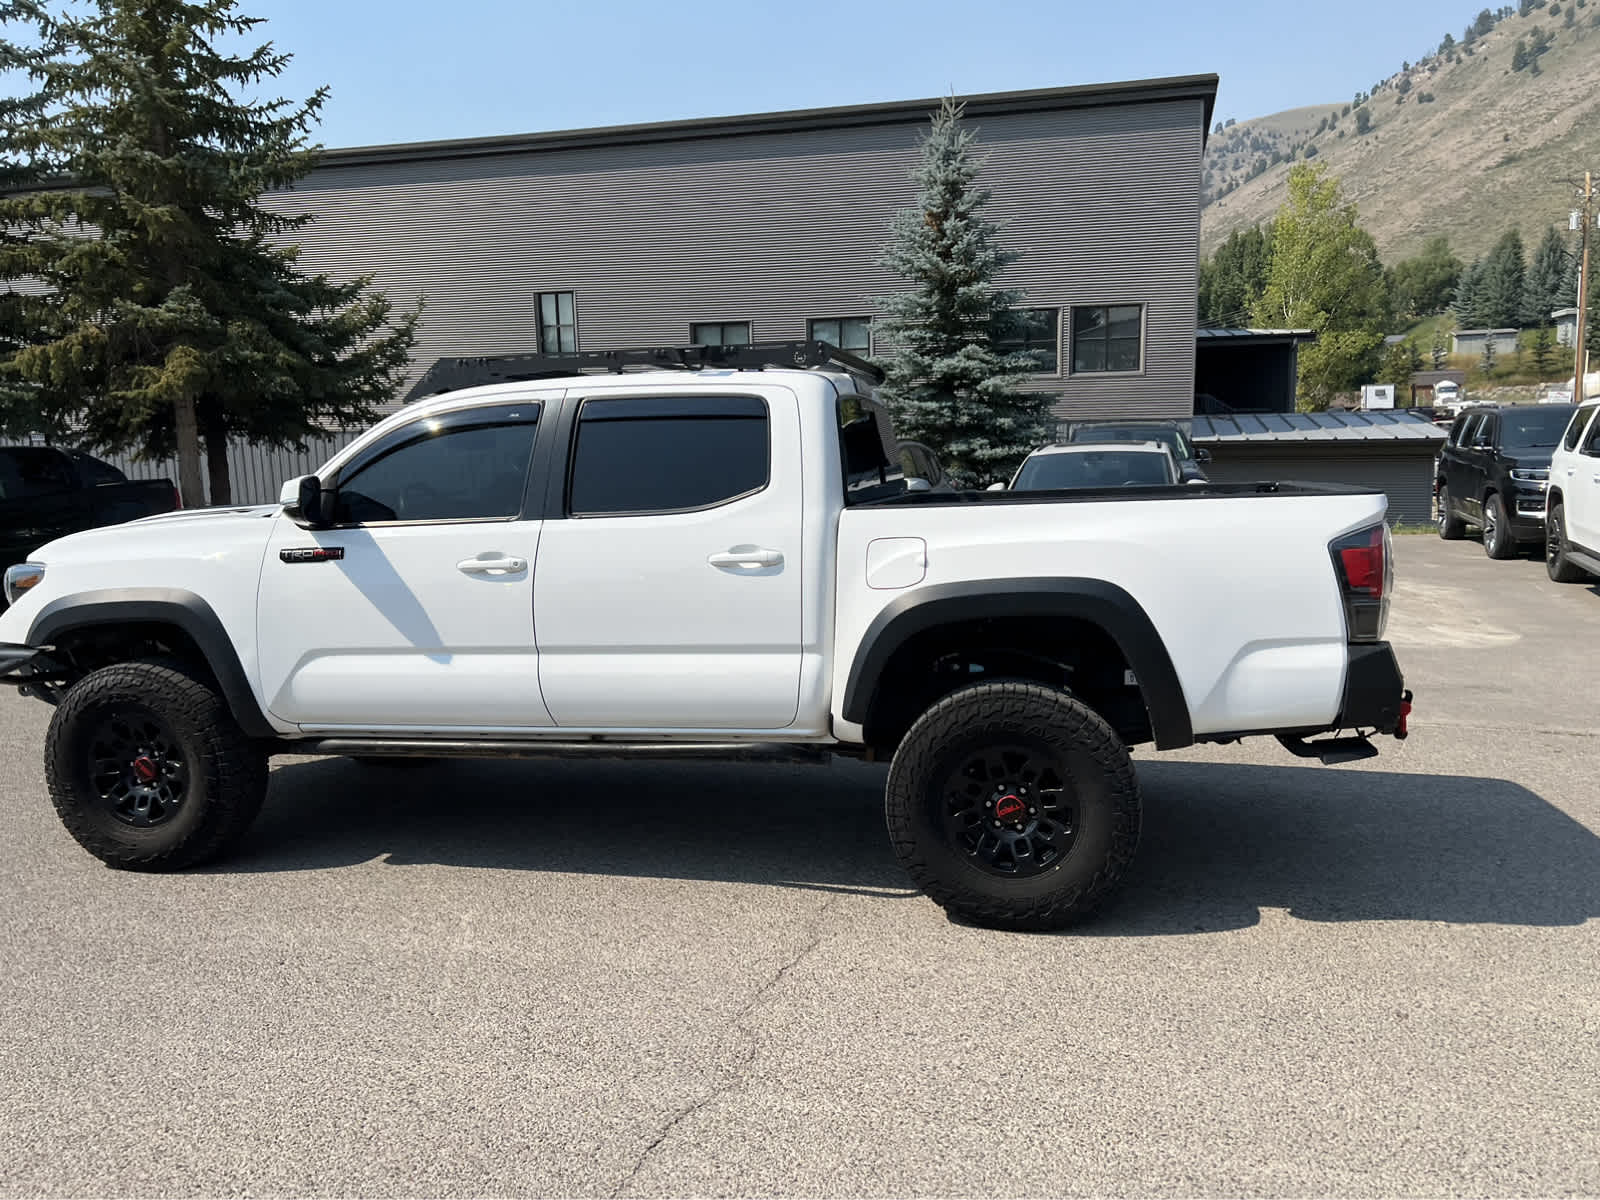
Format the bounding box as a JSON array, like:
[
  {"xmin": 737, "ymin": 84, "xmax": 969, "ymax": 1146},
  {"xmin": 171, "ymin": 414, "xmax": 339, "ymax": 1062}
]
[
  {"xmin": 885, "ymin": 681, "xmax": 1142, "ymax": 931},
  {"xmin": 44, "ymin": 659, "xmax": 268, "ymax": 871}
]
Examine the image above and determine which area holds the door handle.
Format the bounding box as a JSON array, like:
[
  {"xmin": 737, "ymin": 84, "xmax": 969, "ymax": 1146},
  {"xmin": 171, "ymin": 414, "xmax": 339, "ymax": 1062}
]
[
  {"xmin": 457, "ymin": 554, "xmax": 527, "ymax": 575},
  {"xmin": 707, "ymin": 548, "xmax": 783, "ymax": 568}
]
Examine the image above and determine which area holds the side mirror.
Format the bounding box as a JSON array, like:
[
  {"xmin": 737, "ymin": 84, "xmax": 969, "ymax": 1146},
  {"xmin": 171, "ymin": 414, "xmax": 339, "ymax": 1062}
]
[
  {"xmin": 1194, "ymin": 447, "xmax": 1212, "ymax": 464},
  {"xmin": 987, "ymin": 482, "xmax": 1008, "ymax": 492},
  {"xmin": 905, "ymin": 477, "xmax": 932, "ymax": 493},
  {"xmin": 292, "ymin": 475, "xmax": 336, "ymax": 529}
]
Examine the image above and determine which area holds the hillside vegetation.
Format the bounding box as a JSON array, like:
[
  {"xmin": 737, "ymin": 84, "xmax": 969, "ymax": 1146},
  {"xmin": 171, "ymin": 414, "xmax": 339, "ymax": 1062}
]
[{"xmin": 1201, "ymin": 2, "xmax": 1600, "ymax": 262}]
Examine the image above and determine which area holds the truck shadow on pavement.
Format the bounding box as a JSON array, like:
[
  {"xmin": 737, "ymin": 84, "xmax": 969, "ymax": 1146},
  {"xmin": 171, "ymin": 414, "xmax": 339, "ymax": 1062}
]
[{"xmin": 238, "ymin": 754, "xmax": 1600, "ymax": 933}]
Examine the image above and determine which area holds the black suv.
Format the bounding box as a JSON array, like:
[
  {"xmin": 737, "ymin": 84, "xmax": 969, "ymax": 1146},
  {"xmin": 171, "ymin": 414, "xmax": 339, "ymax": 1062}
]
[{"xmin": 1435, "ymin": 404, "xmax": 1577, "ymax": 558}]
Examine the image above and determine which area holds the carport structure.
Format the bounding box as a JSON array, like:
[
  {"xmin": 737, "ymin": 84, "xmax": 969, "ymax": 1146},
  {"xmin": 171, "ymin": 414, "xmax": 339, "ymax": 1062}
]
[{"xmin": 1191, "ymin": 410, "xmax": 1448, "ymax": 525}]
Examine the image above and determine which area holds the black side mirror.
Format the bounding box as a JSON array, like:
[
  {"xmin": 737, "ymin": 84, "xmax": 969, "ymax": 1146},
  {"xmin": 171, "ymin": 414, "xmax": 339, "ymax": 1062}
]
[
  {"xmin": 294, "ymin": 475, "xmax": 336, "ymax": 529},
  {"xmin": 1194, "ymin": 447, "xmax": 1212, "ymax": 464}
]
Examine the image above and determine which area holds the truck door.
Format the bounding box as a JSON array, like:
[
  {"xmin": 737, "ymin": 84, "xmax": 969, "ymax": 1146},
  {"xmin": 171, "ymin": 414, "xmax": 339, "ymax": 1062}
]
[
  {"xmin": 1450, "ymin": 413, "xmax": 1492, "ymax": 519},
  {"xmin": 256, "ymin": 397, "xmax": 555, "ymax": 730},
  {"xmin": 1570, "ymin": 406, "xmax": 1600, "ymax": 550},
  {"xmin": 0, "ymin": 448, "xmax": 94, "ymax": 568},
  {"xmin": 532, "ymin": 387, "xmax": 804, "ymax": 730}
]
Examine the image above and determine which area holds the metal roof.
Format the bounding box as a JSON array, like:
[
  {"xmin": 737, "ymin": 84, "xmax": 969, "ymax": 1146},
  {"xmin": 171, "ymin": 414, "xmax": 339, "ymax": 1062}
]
[
  {"xmin": 318, "ymin": 74, "xmax": 1220, "ymax": 168},
  {"xmin": 1195, "ymin": 327, "xmax": 1317, "ymax": 344},
  {"xmin": 1191, "ymin": 411, "xmax": 1449, "ymax": 443}
]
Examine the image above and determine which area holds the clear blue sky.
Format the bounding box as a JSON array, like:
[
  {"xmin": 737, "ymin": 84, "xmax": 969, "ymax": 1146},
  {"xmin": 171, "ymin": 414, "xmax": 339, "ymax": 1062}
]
[{"xmin": 237, "ymin": 0, "xmax": 1475, "ymax": 148}]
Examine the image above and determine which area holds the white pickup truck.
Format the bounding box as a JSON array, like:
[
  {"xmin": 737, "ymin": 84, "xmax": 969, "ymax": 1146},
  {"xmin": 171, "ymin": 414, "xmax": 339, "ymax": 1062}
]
[
  {"xmin": 0, "ymin": 344, "xmax": 1411, "ymax": 929},
  {"xmin": 1546, "ymin": 399, "xmax": 1600, "ymax": 581}
]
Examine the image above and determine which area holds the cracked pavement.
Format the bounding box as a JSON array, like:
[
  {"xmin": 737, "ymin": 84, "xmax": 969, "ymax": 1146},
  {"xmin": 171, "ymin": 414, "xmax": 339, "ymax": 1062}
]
[{"xmin": 1, "ymin": 536, "xmax": 1597, "ymax": 1197}]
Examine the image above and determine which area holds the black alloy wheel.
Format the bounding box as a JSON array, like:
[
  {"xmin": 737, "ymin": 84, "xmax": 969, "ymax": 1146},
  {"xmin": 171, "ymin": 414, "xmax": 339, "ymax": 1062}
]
[
  {"xmin": 87, "ymin": 705, "xmax": 189, "ymax": 828},
  {"xmin": 1547, "ymin": 505, "xmax": 1590, "ymax": 582},
  {"xmin": 939, "ymin": 741, "xmax": 1077, "ymax": 879},
  {"xmin": 1437, "ymin": 485, "xmax": 1465, "ymax": 540}
]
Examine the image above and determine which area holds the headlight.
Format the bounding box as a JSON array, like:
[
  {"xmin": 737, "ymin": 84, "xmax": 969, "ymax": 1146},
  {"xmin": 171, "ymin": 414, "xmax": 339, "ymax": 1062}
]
[
  {"xmin": 4, "ymin": 563, "xmax": 45, "ymax": 607},
  {"xmin": 1510, "ymin": 468, "xmax": 1549, "ymax": 482}
]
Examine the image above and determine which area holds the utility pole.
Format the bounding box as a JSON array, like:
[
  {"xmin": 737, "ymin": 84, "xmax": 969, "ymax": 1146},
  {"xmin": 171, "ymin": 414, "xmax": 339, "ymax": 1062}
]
[{"xmin": 1574, "ymin": 171, "xmax": 1593, "ymax": 401}]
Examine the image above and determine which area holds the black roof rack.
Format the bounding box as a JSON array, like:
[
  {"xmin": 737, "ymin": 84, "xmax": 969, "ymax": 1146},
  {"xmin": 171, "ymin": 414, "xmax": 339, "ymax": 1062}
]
[{"xmin": 403, "ymin": 340, "xmax": 885, "ymax": 402}]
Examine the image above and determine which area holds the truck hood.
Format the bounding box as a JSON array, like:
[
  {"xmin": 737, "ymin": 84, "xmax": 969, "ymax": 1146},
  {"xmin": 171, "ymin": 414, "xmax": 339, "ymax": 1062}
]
[{"xmin": 31, "ymin": 503, "xmax": 284, "ymax": 563}]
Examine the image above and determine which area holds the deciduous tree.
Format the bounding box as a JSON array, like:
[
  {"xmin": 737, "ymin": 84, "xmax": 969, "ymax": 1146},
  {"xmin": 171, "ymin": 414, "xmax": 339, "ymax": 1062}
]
[{"xmin": 1250, "ymin": 164, "xmax": 1390, "ymax": 410}]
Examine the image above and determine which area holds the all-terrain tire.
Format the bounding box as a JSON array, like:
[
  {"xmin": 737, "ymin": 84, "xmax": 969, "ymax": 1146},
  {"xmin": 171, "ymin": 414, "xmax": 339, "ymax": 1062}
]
[
  {"xmin": 1436, "ymin": 485, "xmax": 1466, "ymax": 540},
  {"xmin": 885, "ymin": 681, "xmax": 1142, "ymax": 932},
  {"xmin": 1482, "ymin": 492, "xmax": 1517, "ymax": 559},
  {"xmin": 44, "ymin": 658, "xmax": 268, "ymax": 871},
  {"xmin": 1546, "ymin": 504, "xmax": 1590, "ymax": 582}
]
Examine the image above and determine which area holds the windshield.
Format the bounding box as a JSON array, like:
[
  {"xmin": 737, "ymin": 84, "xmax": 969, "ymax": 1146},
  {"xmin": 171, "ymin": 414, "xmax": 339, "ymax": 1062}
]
[
  {"xmin": 1068, "ymin": 425, "xmax": 1192, "ymax": 460},
  {"xmin": 1501, "ymin": 406, "xmax": 1576, "ymax": 449},
  {"xmin": 1014, "ymin": 450, "xmax": 1174, "ymax": 490}
]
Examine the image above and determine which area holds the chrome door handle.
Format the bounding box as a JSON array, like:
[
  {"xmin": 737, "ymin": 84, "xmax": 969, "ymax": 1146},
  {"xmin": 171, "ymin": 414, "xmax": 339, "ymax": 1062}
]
[
  {"xmin": 457, "ymin": 554, "xmax": 527, "ymax": 574},
  {"xmin": 707, "ymin": 548, "xmax": 783, "ymax": 568}
]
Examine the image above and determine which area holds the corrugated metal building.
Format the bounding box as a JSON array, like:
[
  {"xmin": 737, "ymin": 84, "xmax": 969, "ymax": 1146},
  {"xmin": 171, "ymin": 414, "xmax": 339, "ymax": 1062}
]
[
  {"xmin": 264, "ymin": 74, "xmax": 1218, "ymax": 424},
  {"xmin": 1191, "ymin": 411, "xmax": 1448, "ymax": 525}
]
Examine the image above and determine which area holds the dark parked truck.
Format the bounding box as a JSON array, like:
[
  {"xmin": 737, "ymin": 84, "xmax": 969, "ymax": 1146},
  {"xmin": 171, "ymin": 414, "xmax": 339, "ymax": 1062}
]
[{"xmin": 0, "ymin": 447, "xmax": 180, "ymax": 595}]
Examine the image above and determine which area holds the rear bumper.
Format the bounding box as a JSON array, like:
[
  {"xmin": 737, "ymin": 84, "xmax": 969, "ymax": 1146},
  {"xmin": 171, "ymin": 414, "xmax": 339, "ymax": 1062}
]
[{"xmin": 1334, "ymin": 642, "xmax": 1408, "ymax": 735}]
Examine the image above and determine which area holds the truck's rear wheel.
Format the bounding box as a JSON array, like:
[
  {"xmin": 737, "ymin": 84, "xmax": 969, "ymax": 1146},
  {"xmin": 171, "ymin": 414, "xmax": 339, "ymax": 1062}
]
[
  {"xmin": 1437, "ymin": 485, "xmax": 1466, "ymax": 540},
  {"xmin": 44, "ymin": 659, "xmax": 268, "ymax": 871},
  {"xmin": 885, "ymin": 681, "xmax": 1142, "ymax": 931},
  {"xmin": 1482, "ymin": 492, "xmax": 1516, "ymax": 559}
]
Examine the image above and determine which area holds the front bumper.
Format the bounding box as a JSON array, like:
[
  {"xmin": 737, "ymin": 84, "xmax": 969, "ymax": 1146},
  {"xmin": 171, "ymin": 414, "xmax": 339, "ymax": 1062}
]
[{"xmin": 0, "ymin": 642, "xmax": 68, "ymax": 701}]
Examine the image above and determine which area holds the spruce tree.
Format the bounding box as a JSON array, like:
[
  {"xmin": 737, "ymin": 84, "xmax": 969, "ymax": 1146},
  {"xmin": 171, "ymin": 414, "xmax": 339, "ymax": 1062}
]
[
  {"xmin": 1524, "ymin": 225, "xmax": 1571, "ymax": 324},
  {"xmin": 0, "ymin": 1, "xmax": 418, "ymax": 506},
  {"xmin": 872, "ymin": 97, "xmax": 1050, "ymax": 489}
]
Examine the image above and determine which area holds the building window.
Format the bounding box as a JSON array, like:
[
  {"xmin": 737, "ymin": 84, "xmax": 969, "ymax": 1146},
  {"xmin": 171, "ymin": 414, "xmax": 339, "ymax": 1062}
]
[
  {"xmin": 1071, "ymin": 305, "xmax": 1143, "ymax": 374},
  {"xmin": 537, "ymin": 292, "xmax": 576, "ymax": 354},
  {"xmin": 998, "ymin": 309, "xmax": 1059, "ymax": 373},
  {"xmin": 690, "ymin": 321, "xmax": 751, "ymax": 347},
  {"xmin": 809, "ymin": 317, "xmax": 871, "ymax": 353}
]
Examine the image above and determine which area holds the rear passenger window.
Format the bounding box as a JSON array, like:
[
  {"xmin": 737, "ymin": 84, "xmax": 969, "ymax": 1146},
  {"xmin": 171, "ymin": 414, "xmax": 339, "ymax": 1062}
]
[{"xmin": 568, "ymin": 395, "xmax": 768, "ymax": 516}]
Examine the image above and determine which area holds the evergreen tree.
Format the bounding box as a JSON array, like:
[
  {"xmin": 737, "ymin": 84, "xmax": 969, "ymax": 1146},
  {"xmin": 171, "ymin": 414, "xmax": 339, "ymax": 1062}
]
[
  {"xmin": 1431, "ymin": 326, "xmax": 1450, "ymax": 368},
  {"xmin": 1198, "ymin": 225, "xmax": 1272, "ymax": 326},
  {"xmin": 1454, "ymin": 258, "xmax": 1486, "ymax": 327},
  {"xmin": 1523, "ymin": 225, "xmax": 1571, "ymax": 324},
  {"xmin": 872, "ymin": 97, "xmax": 1049, "ymax": 489},
  {"xmin": 1250, "ymin": 164, "xmax": 1390, "ymax": 410},
  {"xmin": 0, "ymin": 0, "xmax": 419, "ymax": 506},
  {"xmin": 1480, "ymin": 338, "xmax": 1497, "ymax": 376},
  {"xmin": 1530, "ymin": 325, "xmax": 1556, "ymax": 375},
  {"xmin": 1477, "ymin": 230, "xmax": 1527, "ymax": 328}
]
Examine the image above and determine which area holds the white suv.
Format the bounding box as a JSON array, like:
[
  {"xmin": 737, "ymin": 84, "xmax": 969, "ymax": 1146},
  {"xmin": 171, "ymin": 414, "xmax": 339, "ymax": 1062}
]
[{"xmin": 1546, "ymin": 401, "xmax": 1600, "ymax": 582}]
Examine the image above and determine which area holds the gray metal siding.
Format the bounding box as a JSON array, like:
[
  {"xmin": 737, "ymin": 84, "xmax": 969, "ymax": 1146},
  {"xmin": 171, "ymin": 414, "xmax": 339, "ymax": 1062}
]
[
  {"xmin": 96, "ymin": 434, "xmax": 358, "ymax": 507},
  {"xmin": 265, "ymin": 99, "xmax": 1204, "ymax": 423},
  {"xmin": 1202, "ymin": 451, "xmax": 1437, "ymax": 525}
]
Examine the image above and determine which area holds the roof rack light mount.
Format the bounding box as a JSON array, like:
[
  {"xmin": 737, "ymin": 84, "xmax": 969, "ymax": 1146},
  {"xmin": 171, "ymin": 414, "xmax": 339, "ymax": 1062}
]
[{"xmin": 405, "ymin": 340, "xmax": 884, "ymax": 401}]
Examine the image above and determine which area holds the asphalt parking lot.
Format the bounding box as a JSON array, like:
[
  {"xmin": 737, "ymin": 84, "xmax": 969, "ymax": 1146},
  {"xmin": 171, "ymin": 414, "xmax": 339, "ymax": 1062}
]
[{"xmin": 1, "ymin": 535, "xmax": 1596, "ymax": 1198}]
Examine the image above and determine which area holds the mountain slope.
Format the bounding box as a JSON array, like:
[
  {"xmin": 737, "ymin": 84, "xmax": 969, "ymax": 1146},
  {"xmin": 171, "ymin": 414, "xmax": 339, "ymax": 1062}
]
[{"xmin": 1200, "ymin": 5, "xmax": 1600, "ymax": 264}]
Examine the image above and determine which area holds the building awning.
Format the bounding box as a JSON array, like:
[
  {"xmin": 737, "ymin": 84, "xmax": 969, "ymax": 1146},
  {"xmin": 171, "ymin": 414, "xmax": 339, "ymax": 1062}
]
[
  {"xmin": 1196, "ymin": 328, "xmax": 1317, "ymax": 346},
  {"xmin": 1191, "ymin": 411, "xmax": 1448, "ymax": 443}
]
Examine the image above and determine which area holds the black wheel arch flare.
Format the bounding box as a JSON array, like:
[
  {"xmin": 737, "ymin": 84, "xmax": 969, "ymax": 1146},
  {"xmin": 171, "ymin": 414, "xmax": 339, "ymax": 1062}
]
[
  {"xmin": 27, "ymin": 588, "xmax": 277, "ymax": 739},
  {"xmin": 841, "ymin": 578, "xmax": 1195, "ymax": 750}
]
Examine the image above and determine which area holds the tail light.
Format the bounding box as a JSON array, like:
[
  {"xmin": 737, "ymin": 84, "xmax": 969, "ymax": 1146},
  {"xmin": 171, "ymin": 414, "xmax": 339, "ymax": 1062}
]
[{"xmin": 1329, "ymin": 523, "xmax": 1392, "ymax": 642}]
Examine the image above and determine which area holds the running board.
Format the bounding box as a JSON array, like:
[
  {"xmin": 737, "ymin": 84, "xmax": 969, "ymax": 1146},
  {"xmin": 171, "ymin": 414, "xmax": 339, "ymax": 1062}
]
[
  {"xmin": 1565, "ymin": 546, "xmax": 1600, "ymax": 577},
  {"xmin": 298, "ymin": 738, "xmax": 834, "ymax": 765}
]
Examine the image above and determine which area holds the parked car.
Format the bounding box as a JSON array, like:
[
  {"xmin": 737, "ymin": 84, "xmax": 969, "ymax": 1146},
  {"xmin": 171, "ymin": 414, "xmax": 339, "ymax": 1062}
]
[
  {"xmin": 0, "ymin": 446, "xmax": 180, "ymax": 603},
  {"xmin": 1435, "ymin": 404, "xmax": 1577, "ymax": 558},
  {"xmin": 1003, "ymin": 442, "xmax": 1184, "ymax": 491},
  {"xmin": 1545, "ymin": 400, "xmax": 1600, "ymax": 582},
  {"xmin": 0, "ymin": 343, "xmax": 1410, "ymax": 931},
  {"xmin": 1058, "ymin": 419, "xmax": 1211, "ymax": 481}
]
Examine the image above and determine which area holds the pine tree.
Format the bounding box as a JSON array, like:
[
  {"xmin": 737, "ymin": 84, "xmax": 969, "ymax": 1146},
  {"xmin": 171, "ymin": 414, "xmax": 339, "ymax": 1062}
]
[
  {"xmin": 0, "ymin": 0, "xmax": 419, "ymax": 506},
  {"xmin": 1523, "ymin": 225, "xmax": 1571, "ymax": 324},
  {"xmin": 1454, "ymin": 258, "xmax": 1486, "ymax": 327},
  {"xmin": 872, "ymin": 97, "xmax": 1050, "ymax": 488},
  {"xmin": 1478, "ymin": 230, "xmax": 1527, "ymax": 328},
  {"xmin": 1431, "ymin": 326, "xmax": 1450, "ymax": 368},
  {"xmin": 1481, "ymin": 338, "xmax": 1497, "ymax": 376},
  {"xmin": 1531, "ymin": 325, "xmax": 1556, "ymax": 375}
]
